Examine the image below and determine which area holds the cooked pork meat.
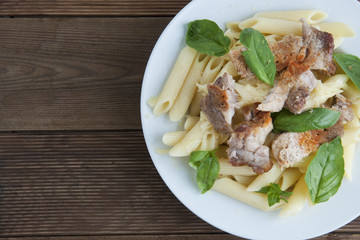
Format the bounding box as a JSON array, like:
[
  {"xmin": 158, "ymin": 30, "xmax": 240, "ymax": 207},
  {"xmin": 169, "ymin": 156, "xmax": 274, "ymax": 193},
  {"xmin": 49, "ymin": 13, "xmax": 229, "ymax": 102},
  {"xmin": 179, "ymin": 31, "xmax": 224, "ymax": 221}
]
[
  {"xmin": 257, "ymin": 67, "xmax": 296, "ymax": 112},
  {"xmin": 258, "ymin": 20, "xmax": 336, "ymax": 114},
  {"xmin": 331, "ymin": 94, "xmax": 354, "ymax": 123},
  {"xmin": 300, "ymin": 19, "xmax": 336, "ymax": 75},
  {"xmin": 229, "ymin": 48, "xmax": 255, "ymax": 79},
  {"xmin": 271, "ymin": 35, "xmax": 303, "ymax": 71},
  {"xmin": 200, "ymin": 73, "xmax": 239, "ymax": 135},
  {"xmin": 272, "ymin": 94, "xmax": 353, "ymax": 167},
  {"xmin": 285, "ymin": 70, "xmax": 319, "ymax": 114},
  {"xmin": 229, "ymin": 35, "xmax": 303, "ymax": 78},
  {"xmin": 227, "ymin": 105, "xmax": 273, "ymax": 174}
]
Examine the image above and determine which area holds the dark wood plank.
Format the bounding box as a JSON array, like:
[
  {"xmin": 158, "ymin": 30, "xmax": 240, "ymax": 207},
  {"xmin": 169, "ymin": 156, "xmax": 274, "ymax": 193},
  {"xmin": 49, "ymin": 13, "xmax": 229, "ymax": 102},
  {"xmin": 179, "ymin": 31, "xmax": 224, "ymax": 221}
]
[
  {"xmin": 0, "ymin": 17, "xmax": 170, "ymax": 130},
  {"xmin": 3, "ymin": 235, "xmax": 239, "ymax": 240},
  {"xmin": 0, "ymin": 0, "xmax": 191, "ymax": 16},
  {"xmin": 0, "ymin": 131, "xmax": 220, "ymax": 236},
  {"xmin": 3, "ymin": 233, "xmax": 360, "ymax": 240},
  {"xmin": 0, "ymin": 131, "xmax": 358, "ymax": 238}
]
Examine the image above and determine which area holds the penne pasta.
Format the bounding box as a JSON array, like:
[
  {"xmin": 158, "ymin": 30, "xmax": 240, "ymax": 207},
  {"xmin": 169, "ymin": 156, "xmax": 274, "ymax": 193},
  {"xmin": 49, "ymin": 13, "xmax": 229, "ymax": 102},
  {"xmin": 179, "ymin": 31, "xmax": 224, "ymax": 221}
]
[
  {"xmin": 278, "ymin": 168, "xmax": 302, "ymax": 191},
  {"xmin": 162, "ymin": 131, "xmax": 187, "ymax": 146},
  {"xmin": 184, "ymin": 116, "xmax": 200, "ymax": 131},
  {"xmin": 189, "ymin": 57, "xmax": 226, "ymax": 116},
  {"xmin": 215, "ymin": 61, "xmax": 238, "ymax": 79},
  {"xmin": 233, "ymin": 175, "xmax": 257, "ymax": 186},
  {"xmin": 219, "ymin": 158, "xmax": 257, "ymax": 176},
  {"xmin": 279, "ymin": 176, "xmax": 308, "ymax": 217},
  {"xmin": 235, "ymin": 78, "xmax": 271, "ymax": 109},
  {"xmin": 333, "ymin": 36, "xmax": 344, "ymax": 49},
  {"xmin": 212, "ymin": 178, "xmax": 284, "ymax": 211},
  {"xmin": 341, "ymin": 127, "xmax": 360, "ymax": 147},
  {"xmin": 169, "ymin": 120, "xmax": 203, "ymax": 157},
  {"xmin": 343, "ymin": 82, "xmax": 360, "ymax": 118},
  {"xmin": 314, "ymin": 22, "xmax": 355, "ymax": 37},
  {"xmin": 305, "ymin": 74, "xmax": 349, "ymax": 109},
  {"xmin": 147, "ymin": 95, "xmax": 159, "ymax": 107},
  {"xmin": 247, "ymin": 163, "xmax": 283, "ymax": 192},
  {"xmin": 153, "ymin": 46, "xmax": 197, "ymax": 115},
  {"xmin": 238, "ymin": 17, "xmax": 302, "ymax": 36},
  {"xmin": 343, "ymin": 143, "xmax": 356, "ymax": 180},
  {"xmin": 169, "ymin": 54, "xmax": 210, "ymax": 121},
  {"xmin": 254, "ymin": 10, "xmax": 327, "ymax": 24}
]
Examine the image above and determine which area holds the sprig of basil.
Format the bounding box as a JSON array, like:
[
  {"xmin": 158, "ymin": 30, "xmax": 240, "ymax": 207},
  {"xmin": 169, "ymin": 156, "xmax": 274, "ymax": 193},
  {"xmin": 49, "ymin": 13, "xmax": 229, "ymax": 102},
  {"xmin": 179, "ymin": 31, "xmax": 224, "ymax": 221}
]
[
  {"xmin": 305, "ymin": 137, "xmax": 344, "ymax": 204},
  {"xmin": 239, "ymin": 28, "xmax": 276, "ymax": 86},
  {"xmin": 257, "ymin": 183, "xmax": 292, "ymax": 206},
  {"xmin": 189, "ymin": 149, "xmax": 219, "ymax": 194},
  {"xmin": 186, "ymin": 19, "xmax": 231, "ymax": 57},
  {"xmin": 334, "ymin": 53, "xmax": 360, "ymax": 90},
  {"xmin": 272, "ymin": 108, "xmax": 341, "ymax": 132}
]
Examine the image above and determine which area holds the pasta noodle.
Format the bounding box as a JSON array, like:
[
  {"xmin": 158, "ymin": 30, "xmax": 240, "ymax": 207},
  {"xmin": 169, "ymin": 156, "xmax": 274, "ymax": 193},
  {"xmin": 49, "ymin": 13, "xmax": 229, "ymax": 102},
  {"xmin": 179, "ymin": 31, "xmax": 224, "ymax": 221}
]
[
  {"xmin": 279, "ymin": 176, "xmax": 308, "ymax": 217},
  {"xmin": 305, "ymin": 74, "xmax": 349, "ymax": 109},
  {"xmin": 341, "ymin": 127, "xmax": 360, "ymax": 147},
  {"xmin": 162, "ymin": 131, "xmax": 187, "ymax": 146},
  {"xmin": 344, "ymin": 143, "xmax": 356, "ymax": 180},
  {"xmin": 190, "ymin": 57, "xmax": 226, "ymax": 116},
  {"xmin": 234, "ymin": 78, "xmax": 271, "ymax": 109},
  {"xmin": 233, "ymin": 175, "xmax": 257, "ymax": 186},
  {"xmin": 184, "ymin": 116, "xmax": 200, "ymax": 131},
  {"xmin": 247, "ymin": 162, "xmax": 283, "ymax": 191},
  {"xmin": 238, "ymin": 17, "xmax": 302, "ymax": 36},
  {"xmin": 153, "ymin": 46, "xmax": 197, "ymax": 115},
  {"xmin": 278, "ymin": 168, "xmax": 302, "ymax": 191},
  {"xmin": 314, "ymin": 22, "xmax": 356, "ymax": 37},
  {"xmin": 168, "ymin": 120, "xmax": 203, "ymax": 157},
  {"xmin": 169, "ymin": 54, "xmax": 210, "ymax": 121},
  {"xmin": 254, "ymin": 10, "xmax": 327, "ymax": 24},
  {"xmin": 212, "ymin": 178, "xmax": 284, "ymax": 211},
  {"xmin": 219, "ymin": 158, "xmax": 257, "ymax": 176}
]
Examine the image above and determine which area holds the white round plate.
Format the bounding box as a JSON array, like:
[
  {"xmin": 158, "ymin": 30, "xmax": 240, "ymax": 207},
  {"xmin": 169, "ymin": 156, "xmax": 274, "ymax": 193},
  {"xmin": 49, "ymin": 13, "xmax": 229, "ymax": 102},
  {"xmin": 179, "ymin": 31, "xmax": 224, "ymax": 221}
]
[{"xmin": 141, "ymin": 0, "xmax": 360, "ymax": 239}]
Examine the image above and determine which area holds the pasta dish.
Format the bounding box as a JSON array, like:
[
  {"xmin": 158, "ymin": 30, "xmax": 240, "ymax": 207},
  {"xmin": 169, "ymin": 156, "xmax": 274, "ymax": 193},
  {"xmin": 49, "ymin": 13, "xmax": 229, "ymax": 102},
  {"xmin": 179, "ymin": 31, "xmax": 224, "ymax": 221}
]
[{"xmin": 148, "ymin": 9, "xmax": 360, "ymax": 217}]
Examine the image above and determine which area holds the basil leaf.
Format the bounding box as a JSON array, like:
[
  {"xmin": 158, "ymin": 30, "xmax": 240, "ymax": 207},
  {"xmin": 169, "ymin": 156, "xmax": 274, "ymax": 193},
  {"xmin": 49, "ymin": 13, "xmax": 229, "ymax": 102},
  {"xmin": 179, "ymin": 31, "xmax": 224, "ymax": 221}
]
[
  {"xmin": 189, "ymin": 151, "xmax": 211, "ymax": 169},
  {"xmin": 239, "ymin": 28, "xmax": 276, "ymax": 86},
  {"xmin": 273, "ymin": 108, "xmax": 341, "ymax": 132},
  {"xmin": 305, "ymin": 137, "xmax": 344, "ymax": 204},
  {"xmin": 257, "ymin": 183, "xmax": 292, "ymax": 207},
  {"xmin": 334, "ymin": 53, "xmax": 360, "ymax": 90},
  {"xmin": 186, "ymin": 19, "xmax": 231, "ymax": 57},
  {"xmin": 189, "ymin": 149, "xmax": 219, "ymax": 194}
]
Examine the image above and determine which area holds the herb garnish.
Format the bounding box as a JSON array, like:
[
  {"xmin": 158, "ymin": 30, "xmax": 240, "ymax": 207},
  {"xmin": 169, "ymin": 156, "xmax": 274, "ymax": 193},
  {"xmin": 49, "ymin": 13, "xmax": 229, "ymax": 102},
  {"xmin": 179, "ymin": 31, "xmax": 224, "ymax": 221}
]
[
  {"xmin": 305, "ymin": 137, "xmax": 344, "ymax": 204},
  {"xmin": 186, "ymin": 19, "xmax": 231, "ymax": 57},
  {"xmin": 257, "ymin": 183, "xmax": 292, "ymax": 207},
  {"xmin": 334, "ymin": 53, "xmax": 360, "ymax": 90},
  {"xmin": 239, "ymin": 28, "xmax": 276, "ymax": 86},
  {"xmin": 189, "ymin": 149, "xmax": 220, "ymax": 194},
  {"xmin": 272, "ymin": 108, "xmax": 341, "ymax": 132}
]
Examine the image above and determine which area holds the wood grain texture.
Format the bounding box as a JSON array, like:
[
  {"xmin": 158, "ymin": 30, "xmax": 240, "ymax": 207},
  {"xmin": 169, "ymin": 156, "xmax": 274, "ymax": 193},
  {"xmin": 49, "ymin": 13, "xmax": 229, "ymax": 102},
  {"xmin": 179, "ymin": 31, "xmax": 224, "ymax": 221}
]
[
  {"xmin": 4, "ymin": 233, "xmax": 360, "ymax": 240},
  {"xmin": 0, "ymin": 131, "xmax": 358, "ymax": 238},
  {"xmin": 0, "ymin": 131, "xmax": 220, "ymax": 236},
  {"xmin": 0, "ymin": 17, "xmax": 170, "ymax": 130},
  {"xmin": 0, "ymin": 0, "xmax": 191, "ymax": 16}
]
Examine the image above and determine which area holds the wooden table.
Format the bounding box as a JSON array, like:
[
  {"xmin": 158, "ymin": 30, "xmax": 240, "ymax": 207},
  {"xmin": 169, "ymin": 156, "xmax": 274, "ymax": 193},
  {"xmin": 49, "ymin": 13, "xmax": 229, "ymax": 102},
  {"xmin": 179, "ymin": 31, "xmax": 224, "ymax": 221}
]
[{"xmin": 0, "ymin": 1, "xmax": 359, "ymax": 239}]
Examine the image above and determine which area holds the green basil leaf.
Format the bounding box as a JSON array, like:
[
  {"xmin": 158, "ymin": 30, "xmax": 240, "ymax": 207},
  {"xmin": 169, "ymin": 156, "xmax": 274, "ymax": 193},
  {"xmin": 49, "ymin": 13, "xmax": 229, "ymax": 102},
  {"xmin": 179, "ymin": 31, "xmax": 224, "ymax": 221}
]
[
  {"xmin": 305, "ymin": 137, "xmax": 344, "ymax": 204},
  {"xmin": 256, "ymin": 183, "xmax": 292, "ymax": 207},
  {"xmin": 273, "ymin": 108, "xmax": 341, "ymax": 132},
  {"xmin": 189, "ymin": 150, "xmax": 219, "ymax": 194},
  {"xmin": 186, "ymin": 19, "xmax": 231, "ymax": 57},
  {"xmin": 189, "ymin": 151, "xmax": 211, "ymax": 169},
  {"xmin": 334, "ymin": 53, "xmax": 360, "ymax": 90},
  {"xmin": 196, "ymin": 151, "xmax": 219, "ymax": 194},
  {"xmin": 239, "ymin": 28, "xmax": 276, "ymax": 86}
]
